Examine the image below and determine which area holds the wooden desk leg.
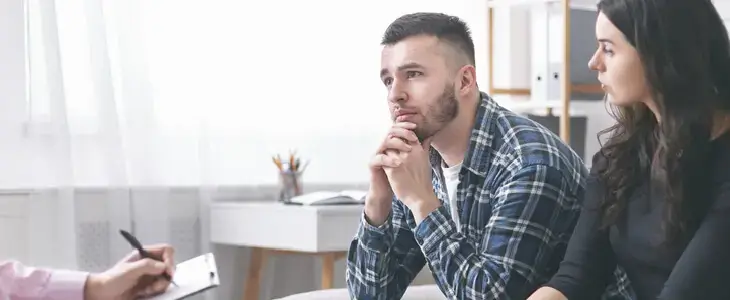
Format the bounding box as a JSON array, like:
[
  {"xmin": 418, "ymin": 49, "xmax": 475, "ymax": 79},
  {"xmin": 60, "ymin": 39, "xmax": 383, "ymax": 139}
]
[
  {"xmin": 320, "ymin": 252, "xmax": 336, "ymax": 290},
  {"xmin": 320, "ymin": 251, "xmax": 347, "ymax": 290},
  {"xmin": 243, "ymin": 247, "xmax": 268, "ymax": 300}
]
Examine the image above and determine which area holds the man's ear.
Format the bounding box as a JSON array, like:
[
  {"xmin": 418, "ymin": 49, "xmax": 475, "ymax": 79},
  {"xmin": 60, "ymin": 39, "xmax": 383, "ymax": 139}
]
[{"xmin": 458, "ymin": 65, "xmax": 477, "ymax": 96}]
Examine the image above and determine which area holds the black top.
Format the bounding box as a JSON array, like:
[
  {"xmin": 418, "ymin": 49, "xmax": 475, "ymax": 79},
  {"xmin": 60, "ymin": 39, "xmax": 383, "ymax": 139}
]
[{"xmin": 545, "ymin": 132, "xmax": 730, "ymax": 300}]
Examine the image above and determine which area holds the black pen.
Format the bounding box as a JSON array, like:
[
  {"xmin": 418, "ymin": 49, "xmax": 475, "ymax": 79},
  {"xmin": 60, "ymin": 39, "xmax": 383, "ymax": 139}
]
[{"xmin": 119, "ymin": 229, "xmax": 177, "ymax": 286}]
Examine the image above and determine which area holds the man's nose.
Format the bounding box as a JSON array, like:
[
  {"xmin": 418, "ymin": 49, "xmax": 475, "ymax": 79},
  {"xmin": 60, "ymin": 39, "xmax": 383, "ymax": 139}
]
[{"xmin": 388, "ymin": 82, "xmax": 407, "ymax": 103}]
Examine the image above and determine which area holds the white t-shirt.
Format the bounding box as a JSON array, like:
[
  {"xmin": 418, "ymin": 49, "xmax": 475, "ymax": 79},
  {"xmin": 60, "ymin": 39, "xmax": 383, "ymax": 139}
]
[{"xmin": 441, "ymin": 161, "xmax": 463, "ymax": 231}]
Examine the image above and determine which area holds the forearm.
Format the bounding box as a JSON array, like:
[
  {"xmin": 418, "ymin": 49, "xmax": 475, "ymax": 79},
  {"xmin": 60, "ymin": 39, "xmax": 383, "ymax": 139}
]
[
  {"xmin": 0, "ymin": 261, "xmax": 88, "ymax": 300},
  {"xmin": 407, "ymin": 194, "xmax": 442, "ymax": 225},
  {"xmin": 346, "ymin": 212, "xmax": 425, "ymax": 299},
  {"xmin": 542, "ymin": 260, "xmax": 615, "ymax": 299},
  {"xmin": 414, "ymin": 206, "xmax": 544, "ymax": 300},
  {"xmin": 83, "ymin": 274, "xmax": 107, "ymax": 300},
  {"xmin": 363, "ymin": 195, "xmax": 391, "ymax": 226}
]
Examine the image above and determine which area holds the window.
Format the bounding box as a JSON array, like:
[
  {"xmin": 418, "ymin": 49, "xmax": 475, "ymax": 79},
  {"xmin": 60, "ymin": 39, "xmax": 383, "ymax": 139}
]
[
  {"xmin": 21, "ymin": 0, "xmax": 489, "ymax": 185},
  {"xmin": 26, "ymin": 0, "xmax": 100, "ymax": 134}
]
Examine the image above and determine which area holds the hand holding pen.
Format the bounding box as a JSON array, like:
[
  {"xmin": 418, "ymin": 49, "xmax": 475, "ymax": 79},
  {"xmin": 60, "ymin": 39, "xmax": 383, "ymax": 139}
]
[
  {"xmin": 119, "ymin": 230, "xmax": 177, "ymax": 285},
  {"xmin": 84, "ymin": 233, "xmax": 177, "ymax": 299}
]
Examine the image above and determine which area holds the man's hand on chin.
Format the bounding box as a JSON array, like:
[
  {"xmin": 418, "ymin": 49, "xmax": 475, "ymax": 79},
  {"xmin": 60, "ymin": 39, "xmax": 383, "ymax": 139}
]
[{"xmin": 383, "ymin": 136, "xmax": 441, "ymax": 224}]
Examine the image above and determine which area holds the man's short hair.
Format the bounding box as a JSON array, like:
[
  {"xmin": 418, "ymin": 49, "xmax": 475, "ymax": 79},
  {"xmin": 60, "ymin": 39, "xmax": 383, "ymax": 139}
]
[{"xmin": 381, "ymin": 12, "xmax": 476, "ymax": 67}]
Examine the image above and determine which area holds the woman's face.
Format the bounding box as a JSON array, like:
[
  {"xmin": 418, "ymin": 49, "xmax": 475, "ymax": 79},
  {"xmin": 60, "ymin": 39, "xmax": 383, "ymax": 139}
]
[{"xmin": 589, "ymin": 12, "xmax": 652, "ymax": 107}]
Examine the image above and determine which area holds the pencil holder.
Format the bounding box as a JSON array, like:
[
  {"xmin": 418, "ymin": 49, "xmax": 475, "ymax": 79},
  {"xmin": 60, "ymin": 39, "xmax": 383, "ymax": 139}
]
[{"xmin": 278, "ymin": 170, "xmax": 303, "ymax": 203}]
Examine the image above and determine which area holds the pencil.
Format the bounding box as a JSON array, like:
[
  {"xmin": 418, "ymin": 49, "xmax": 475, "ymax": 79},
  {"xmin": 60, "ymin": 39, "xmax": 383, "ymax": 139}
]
[{"xmin": 272, "ymin": 156, "xmax": 283, "ymax": 171}]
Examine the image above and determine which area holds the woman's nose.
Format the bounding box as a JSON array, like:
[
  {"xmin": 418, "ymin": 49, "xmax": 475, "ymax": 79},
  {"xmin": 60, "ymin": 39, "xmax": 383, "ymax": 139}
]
[
  {"xmin": 588, "ymin": 54, "xmax": 598, "ymax": 71},
  {"xmin": 588, "ymin": 53, "xmax": 602, "ymax": 71}
]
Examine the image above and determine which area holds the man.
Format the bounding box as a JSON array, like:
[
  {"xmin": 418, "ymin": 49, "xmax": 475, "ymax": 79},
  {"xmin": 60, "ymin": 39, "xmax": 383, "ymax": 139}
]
[
  {"xmin": 345, "ymin": 12, "xmax": 588, "ymax": 299},
  {"xmin": 0, "ymin": 244, "xmax": 175, "ymax": 299}
]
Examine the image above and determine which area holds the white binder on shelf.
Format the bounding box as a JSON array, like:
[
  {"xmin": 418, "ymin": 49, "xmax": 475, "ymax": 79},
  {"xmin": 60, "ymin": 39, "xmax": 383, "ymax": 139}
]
[{"xmin": 148, "ymin": 252, "xmax": 220, "ymax": 300}]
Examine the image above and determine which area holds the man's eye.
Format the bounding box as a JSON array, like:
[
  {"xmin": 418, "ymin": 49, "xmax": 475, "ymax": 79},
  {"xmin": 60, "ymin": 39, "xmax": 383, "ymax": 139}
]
[
  {"xmin": 406, "ymin": 71, "xmax": 422, "ymax": 78},
  {"xmin": 383, "ymin": 78, "xmax": 393, "ymax": 86}
]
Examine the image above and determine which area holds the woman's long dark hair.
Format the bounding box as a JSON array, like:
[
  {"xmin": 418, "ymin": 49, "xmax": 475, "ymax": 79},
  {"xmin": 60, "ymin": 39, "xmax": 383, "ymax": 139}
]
[{"xmin": 595, "ymin": 0, "xmax": 730, "ymax": 243}]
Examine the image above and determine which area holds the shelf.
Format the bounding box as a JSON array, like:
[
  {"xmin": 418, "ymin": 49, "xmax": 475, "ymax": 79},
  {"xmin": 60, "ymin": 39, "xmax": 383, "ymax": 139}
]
[
  {"xmin": 489, "ymin": 84, "xmax": 603, "ymax": 96},
  {"xmin": 487, "ymin": 0, "xmax": 574, "ymax": 142},
  {"xmin": 493, "ymin": 99, "xmax": 588, "ymax": 116}
]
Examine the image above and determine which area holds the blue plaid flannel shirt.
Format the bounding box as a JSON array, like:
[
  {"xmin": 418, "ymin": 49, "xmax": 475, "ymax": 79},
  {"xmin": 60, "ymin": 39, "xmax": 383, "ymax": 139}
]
[{"xmin": 345, "ymin": 92, "xmax": 590, "ymax": 299}]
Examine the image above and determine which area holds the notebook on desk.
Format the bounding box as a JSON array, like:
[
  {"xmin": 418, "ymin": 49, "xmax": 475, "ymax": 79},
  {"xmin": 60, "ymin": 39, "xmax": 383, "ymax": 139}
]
[
  {"xmin": 287, "ymin": 190, "xmax": 367, "ymax": 205},
  {"xmin": 147, "ymin": 252, "xmax": 220, "ymax": 300}
]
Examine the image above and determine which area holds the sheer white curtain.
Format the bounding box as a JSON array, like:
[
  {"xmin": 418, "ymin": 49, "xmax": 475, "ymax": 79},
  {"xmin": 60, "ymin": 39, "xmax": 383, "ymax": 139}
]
[{"xmin": 18, "ymin": 0, "xmax": 488, "ymax": 295}]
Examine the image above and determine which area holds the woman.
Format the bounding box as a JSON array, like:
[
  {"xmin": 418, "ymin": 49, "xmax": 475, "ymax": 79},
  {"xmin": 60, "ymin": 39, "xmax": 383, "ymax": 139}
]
[{"xmin": 528, "ymin": 0, "xmax": 730, "ymax": 299}]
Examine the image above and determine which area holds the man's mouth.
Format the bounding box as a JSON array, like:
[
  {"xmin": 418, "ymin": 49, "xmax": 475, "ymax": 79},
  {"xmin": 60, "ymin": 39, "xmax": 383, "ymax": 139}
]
[{"xmin": 395, "ymin": 109, "xmax": 417, "ymax": 122}]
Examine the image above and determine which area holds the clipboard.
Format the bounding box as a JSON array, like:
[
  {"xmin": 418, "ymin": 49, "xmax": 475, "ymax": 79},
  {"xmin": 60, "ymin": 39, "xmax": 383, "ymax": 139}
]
[{"xmin": 147, "ymin": 252, "xmax": 220, "ymax": 300}]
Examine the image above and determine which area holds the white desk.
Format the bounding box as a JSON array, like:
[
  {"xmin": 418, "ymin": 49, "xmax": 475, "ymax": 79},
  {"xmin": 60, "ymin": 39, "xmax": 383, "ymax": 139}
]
[{"xmin": 209, "ymin": 201, "xmax": 363, "ymax": 300}]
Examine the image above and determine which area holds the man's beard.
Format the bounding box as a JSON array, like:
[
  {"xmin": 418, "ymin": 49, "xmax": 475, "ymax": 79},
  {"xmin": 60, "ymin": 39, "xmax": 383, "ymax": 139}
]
[{"xmin": 414, "ymin": 85, "xmax": 459, "ymax": 142}]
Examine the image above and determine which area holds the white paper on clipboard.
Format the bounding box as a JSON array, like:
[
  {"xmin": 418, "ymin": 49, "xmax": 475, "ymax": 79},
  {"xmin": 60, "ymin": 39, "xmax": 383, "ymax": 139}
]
[{"xmin": 147, "ymin": 252, "xmax": 220, "ymax": 300}]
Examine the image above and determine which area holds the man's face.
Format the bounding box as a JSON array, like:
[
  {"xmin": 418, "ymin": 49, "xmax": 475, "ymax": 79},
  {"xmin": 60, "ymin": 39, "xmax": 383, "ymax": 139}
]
[{"xmin": 380, "ymin": 35, "xmax": 459, "ymax": 142}]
